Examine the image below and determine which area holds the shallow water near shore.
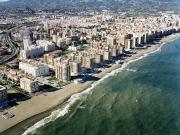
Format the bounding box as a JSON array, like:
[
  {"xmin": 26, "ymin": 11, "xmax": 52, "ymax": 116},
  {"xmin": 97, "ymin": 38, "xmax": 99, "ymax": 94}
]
[{"xmin": 22, "ymin": 37, "xmax": 180, "ymax": 135}]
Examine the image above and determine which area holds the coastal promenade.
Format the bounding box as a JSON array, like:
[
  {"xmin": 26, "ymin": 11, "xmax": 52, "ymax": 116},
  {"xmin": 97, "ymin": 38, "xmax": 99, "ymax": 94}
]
[{"xmin": 0, "ymin": 33, "xmax": 180, "ymax": 135}]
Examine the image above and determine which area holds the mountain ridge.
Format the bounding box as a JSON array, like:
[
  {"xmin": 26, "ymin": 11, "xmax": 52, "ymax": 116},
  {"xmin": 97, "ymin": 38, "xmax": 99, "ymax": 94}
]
[{"xmin": 0, "ymin": 0, "xmax": 180, "ymax": 13}]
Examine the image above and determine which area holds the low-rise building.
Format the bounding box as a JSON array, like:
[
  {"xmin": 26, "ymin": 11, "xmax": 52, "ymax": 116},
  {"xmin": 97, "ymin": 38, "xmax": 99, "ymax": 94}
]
[
  {"xmin": 20, "ymin": 78, "xmax": 39, "ymax": 93},
  {"xmin": 68, "ymin": 46, "xmax": 80, "ymax": 52}
]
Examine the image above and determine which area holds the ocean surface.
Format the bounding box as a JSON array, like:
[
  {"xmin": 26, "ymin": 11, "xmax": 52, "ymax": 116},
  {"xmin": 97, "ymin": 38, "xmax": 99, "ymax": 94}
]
[{"xmin": 26, "ymin": 37, "xmax": 180, "ymax": 135}]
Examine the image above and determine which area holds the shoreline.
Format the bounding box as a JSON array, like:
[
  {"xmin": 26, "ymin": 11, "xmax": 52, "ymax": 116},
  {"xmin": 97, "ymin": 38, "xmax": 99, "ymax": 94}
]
[{"xmin": 1, "ymin": 33, "xmax": 180, "ymax": 135}]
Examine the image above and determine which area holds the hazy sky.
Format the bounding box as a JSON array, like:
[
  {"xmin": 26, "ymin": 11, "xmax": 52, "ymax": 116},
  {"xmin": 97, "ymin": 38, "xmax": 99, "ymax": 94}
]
[{"xmin": 0, "ymin": 0, "xmax": 9, "ymax": 2}]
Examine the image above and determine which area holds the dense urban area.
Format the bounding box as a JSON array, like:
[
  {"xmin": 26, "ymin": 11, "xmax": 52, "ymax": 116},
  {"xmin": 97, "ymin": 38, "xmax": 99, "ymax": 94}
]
[{"xmin": 0, "ymin": 9, "xmax": 180, "ymax": 132}]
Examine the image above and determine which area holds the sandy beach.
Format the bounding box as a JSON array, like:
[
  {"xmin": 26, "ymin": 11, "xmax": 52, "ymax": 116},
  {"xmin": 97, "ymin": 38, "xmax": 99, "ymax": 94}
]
[{"xmin": 0, "ymin": 33, "xmax": 180, "ymax": 135}]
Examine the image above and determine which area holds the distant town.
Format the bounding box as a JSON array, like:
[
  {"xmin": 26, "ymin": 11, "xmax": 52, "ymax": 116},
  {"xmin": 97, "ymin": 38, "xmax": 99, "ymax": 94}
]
[{"xmin": 0, "ymin": 10, "xmax": 180, "ymax": 122}]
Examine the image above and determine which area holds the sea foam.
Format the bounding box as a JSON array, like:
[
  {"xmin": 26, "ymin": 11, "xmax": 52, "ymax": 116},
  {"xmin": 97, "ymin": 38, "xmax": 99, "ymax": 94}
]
[{"xmin": 22, "ymin": 36, "xmax": 179, "ymax": 135}]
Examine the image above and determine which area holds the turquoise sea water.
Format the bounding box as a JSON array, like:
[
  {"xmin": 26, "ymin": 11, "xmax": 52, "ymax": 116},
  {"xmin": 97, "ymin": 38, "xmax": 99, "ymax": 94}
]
[{"xmin": 28, "ymin": 37, "xmax": 180, "ymax": 135}]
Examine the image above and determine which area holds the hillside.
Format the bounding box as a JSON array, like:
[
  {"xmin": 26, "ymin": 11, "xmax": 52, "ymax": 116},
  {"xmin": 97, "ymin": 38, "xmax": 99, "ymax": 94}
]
[{"xmin": 0, "ymin": 0, "xmax": 180, "ymax": 13}]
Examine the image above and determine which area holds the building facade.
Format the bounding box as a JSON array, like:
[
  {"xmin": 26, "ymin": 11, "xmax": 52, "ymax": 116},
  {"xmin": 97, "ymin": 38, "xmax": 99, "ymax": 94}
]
[
  {"xmin": 20, "ymin": 78, "xmax": 39, "ymax": 93},
  {"xmin": 69, "ymin": 61, "xmax": 81, "ymax": 76},
  {"xmin": 55, "ymin": 63, "xmax": 71, "ymax": 82},
  {"xmin": 19, "ymin": 60, "xmax": 49, "ymax": 77}
]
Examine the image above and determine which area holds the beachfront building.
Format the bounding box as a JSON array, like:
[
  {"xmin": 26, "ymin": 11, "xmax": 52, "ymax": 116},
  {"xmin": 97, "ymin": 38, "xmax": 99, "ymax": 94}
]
[
  {"xmin": 43, "ymin": 50, "xmax": 62, "ymax": 68},
  {"xmin": 111, "ymin": 47, "xmax": 118, "ymax": 57},
  {"xmin": 94, "ymin": 54, "xmax": 103, "ymax": 64},
  {"xmin": 117, "ymin": 45, "xmax": 124, "ymax": 54},
  {"xmin": 55, "ymin": 63, "xmax": 71, "ymax": 82},
  {"xmin": 0, "ymin": 85, "xmax": 7, "ymax": 102},
  {"xmin": 20, "ymin": 78, "xmax": 39, "ymax": 93},
  {"xmin": 69, "ymin": 61, "xmax": 81, "ymax": 76},
  {"xmin": 19, "ymin": 60, "xmax": 49, "ymax": 77},
  {"xmin": 103, "ymin": 51, "xmax": 111, "ymax": 61},
  {"xmin": 82, "ymin": 57, "xmax": 94, "ymax": 69},
  {"xmin": 124, "ymin": 39, "xmax": 132, "ymax": 51}
]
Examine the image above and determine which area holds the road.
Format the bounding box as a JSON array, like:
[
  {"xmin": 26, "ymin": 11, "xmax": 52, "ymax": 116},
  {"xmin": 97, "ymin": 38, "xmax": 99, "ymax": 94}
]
[
  {"xmin": 0, "ymin": 33, "xmax": 19, "ymax": 64},
  {"xmin": 0, "ymin": 22, "xmax": 40, "ymax": 64}
]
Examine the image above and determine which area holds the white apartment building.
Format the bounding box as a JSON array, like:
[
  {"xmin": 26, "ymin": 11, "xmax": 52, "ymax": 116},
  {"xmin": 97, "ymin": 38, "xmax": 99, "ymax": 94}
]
[
  {"xmin": 20, "ymin": 77, "xmax": 39, "ymax": 93},
  {"xmin": 36, "ymin": 40, "xmax": 56, "ymax": 52},
  {"xmin": 19, "ymin": 60, "xmax": 49, "ymax": 77},
  {"xmin": 21, "ymin": 39, "xmax": 56, "ymax": 59},
  {"xmin": 20, "ymin": 45, "xmax": 44, "ymax": 59}
]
